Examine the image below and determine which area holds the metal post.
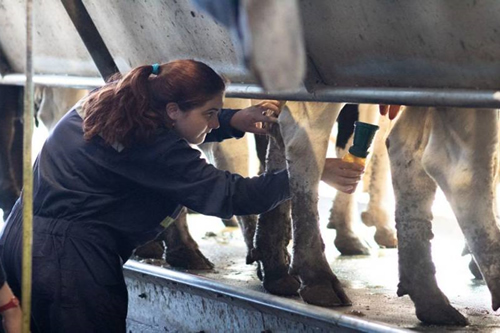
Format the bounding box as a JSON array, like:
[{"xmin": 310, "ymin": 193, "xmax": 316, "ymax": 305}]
[{"xmin": 22, "ymin": 0, "xmax": 34, "ymax": 331}]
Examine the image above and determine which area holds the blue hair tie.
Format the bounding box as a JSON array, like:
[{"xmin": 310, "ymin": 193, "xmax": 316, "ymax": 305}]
[{"xmin": 151, "ymin": 63, "xmax": 160, "ymax": 75}]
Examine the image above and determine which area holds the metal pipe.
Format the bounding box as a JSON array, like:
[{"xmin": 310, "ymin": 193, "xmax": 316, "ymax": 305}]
[
  {"xmin": 61, "ymin": 0, "xmax": 119, "ymax": 80},
  {"xmin": 226, "ymin": 84, "xmax": 500, "ymax": 109},
  {"xmin": 124, "ymin": 261, "xmax": 409, "ymax": 333},
  {"xmin": 22, "ymin": 0, "xmax": 34, "ymax": 332},
  {"xmin": 0, "ymin": 73, "xmax": 104, "ymax": 89},
  {"xmin": 2, "ymin": 74, "xmax": 500, "ymax": 108}
]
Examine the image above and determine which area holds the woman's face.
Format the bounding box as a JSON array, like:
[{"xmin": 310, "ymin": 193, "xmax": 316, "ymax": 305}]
[{"xmin": 169, "ymin": 93, "xmax": 224, "ymax": 145}]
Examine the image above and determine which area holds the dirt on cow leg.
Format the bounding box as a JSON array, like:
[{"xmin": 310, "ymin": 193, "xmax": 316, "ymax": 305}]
[
  {"xmin": 290, "ymin": 190, "xmax": 352, "ymax": 307},
  {"xmin": 389, "ymin": 107, "xmax": 467, "ymax": 326},
  {"xmin": 159, "ymin": 208, "xmax": 214, "ymax": 270},
  {"xmin": 397, "ymin": 220, "xmax": 468, "ymax": 325},
  {"xmin": 278, "ymin": 102, "xmax": 349, "ymax": 307},
  {"xmin": 253, "ymin": 200, "xmax": 299, "ymax": 296},
  {"xmin": 251, "ymin": 129, "xmax": 298, "ymax": 296}
]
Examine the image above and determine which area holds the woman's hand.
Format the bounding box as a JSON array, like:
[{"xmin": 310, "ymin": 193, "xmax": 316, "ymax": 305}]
[
  {"xmin": 321, "ymin": 158, "xmax": 364, "ymax": 194},
  {"xmin": 230, "ymin": 100, "xmax": 284, "ymax": 135}
]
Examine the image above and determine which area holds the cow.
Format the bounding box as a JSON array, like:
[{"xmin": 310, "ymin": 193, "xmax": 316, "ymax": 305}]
[{"xmin": 387, "ymin": 106, "xmax": 500, "ymax": 325}]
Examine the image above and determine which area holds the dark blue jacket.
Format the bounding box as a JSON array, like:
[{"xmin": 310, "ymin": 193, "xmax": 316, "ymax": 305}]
[{"xmin": 30, "ymin": 107, "xmax": 290, "ymax": 260}]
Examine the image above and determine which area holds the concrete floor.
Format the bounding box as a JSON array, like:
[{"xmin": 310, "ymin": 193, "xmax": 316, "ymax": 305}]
[{"xmin": 168, "ymin": 190, "xmax": 500, "ymax": 332}]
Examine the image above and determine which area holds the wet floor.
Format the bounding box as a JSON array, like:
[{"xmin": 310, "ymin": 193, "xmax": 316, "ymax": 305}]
[{"xmin": 163, "ymin": 189, "xmax": 500, "ymax": 332}]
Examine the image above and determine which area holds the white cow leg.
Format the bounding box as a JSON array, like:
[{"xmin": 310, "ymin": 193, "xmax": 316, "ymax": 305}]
[
  {"xmin": 389, "ymin": 107, "xmax": 467, "ymax": 326},
  {"xmin": 328, "ymin": 140, "xmax": 370, "ymax": 255},
  {"xmin": 423, "ymin": 108, "xmax": 500, "ymax": 314},
  {"xmin": 252, "ymin": 128, "xmax": 298, "ymax": 296},
  {"xmin": 360, "ymin": 112, "xmax": 397, "ymax": 248},
  {"xmin": 281, "ymin": 102, "xmax": 351, "ymax": 306}
]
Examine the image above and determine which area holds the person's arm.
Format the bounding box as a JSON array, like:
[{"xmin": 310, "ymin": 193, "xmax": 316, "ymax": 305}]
[
  {"xmin": 0, "ymin": 263, "xmax": 21, "ymax": 333},
  {"xmin": 204, "ymin": 100, "xmax": 282, "ymax": 143},
  {"xmin": 203, "ymin": 108, "xmax": 245, "ymax": 142},
  {"xmin": 122, "ymin": 138, "xmax": 290, "ymax": 219}
]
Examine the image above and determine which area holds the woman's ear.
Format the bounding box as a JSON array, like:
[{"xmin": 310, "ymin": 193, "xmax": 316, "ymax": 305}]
[{"xmin": 166, "ymin": 102, "xmax": 181, "ymax": 120}]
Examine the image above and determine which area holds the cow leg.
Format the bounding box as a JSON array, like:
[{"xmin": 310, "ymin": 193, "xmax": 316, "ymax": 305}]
[
  {"xmin": 328, "ymin": 135, "xmax": 370, "ymax": 255},
  {"xmin": 11, "ymin": 116, "xmax": 23, "ymax": 189},
  {"xmin": 359, "ymin": 107, "xmax": 397, "ymax": 248},
  {"xmin": 327, "ymin": 104, "xmax": 369, "ymax": 255},
  {"xmin": 422, "ymin": 108, "xmax": 500, "ymax": 316},
  {"xmin": 251, "ymin": 125, "xmax": 299, "ymax": 296},
  {"xmin": 462, "ymin": 245, "xmax": 483, "ymax": 280},
  {"xmin": 134, "ymin": 209, "xmax": 214, "ymax": 269},
  {"xmin": 133, "ymin": 237, "xmax": 165, "ymax": 260},
  {"xmin": 389, "ymin": 107, "xmax": 467, "ymax": 325},
  {"xmin": 281, "ymin": 102, "xmax": 351, "ymax": 306},
  {"xmin": 0, "ymin": 86, "xmax": 22, "ymax": 217},
  {"xmin": 162, "ymin": 208, "xmax": 214, "ymax": 269}
]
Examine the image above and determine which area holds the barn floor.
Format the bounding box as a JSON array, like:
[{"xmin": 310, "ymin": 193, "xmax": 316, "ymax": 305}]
[{"xmin": 137, "ymin": 188, "xmax": 500, "ymax": 332}]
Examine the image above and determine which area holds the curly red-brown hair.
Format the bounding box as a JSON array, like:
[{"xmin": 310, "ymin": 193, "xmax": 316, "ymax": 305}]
[{"xmin": 82, "ymin": 59, "xmax": 226, "ymax": 147}]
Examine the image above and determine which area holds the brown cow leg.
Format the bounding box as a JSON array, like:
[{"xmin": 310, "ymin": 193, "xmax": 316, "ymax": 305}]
[
  {"xmin": 135, "ymin": 208, "xmax": 214, "ymax": 270},
  {"xmin": 0, "ymin": 86, "xmax": 22, "ymax": 217},
  {"xmin": 251, "ymin": 129, "xmax": 298, "ymax": 296},
  {"xmin": 162, "ymin": 208, "xmax": 214, "ymax": 270}
]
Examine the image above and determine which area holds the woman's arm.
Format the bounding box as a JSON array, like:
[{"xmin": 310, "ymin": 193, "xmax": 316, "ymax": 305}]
[
  {"xmin": 120, "ymin": 138, "xmax": 290, "ymax": 219},
  {"xmin": 204, "ymin": 100, "xmax": 281, "ymax": 142}
]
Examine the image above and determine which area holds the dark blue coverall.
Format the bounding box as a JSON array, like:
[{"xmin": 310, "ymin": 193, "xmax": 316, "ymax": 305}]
[{"xmin": 0, "ymin": 105, "xmax": 290, "ymax": 332}]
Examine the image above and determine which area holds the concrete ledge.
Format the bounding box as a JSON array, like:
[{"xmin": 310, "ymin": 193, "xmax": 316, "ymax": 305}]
[{"xmin": 124, "ymin": 261, "xmax": 408, "ymax": 333}]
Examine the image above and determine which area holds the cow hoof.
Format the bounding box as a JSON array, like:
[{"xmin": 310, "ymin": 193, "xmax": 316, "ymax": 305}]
[
  {"xmin": 300, "ymin": 284, "xmax": 341, "ymax": 307},
  {"xmin": 416, "ymin": 304, "xmax": 468, "ymax": 326},
  {"xmin": 468, "ymin": 258, "xmax": 483, "ymax": 280},
  {"xmin": 134, "ymin": 241, "xmax": 165, "ymax": 260},
  {"xmin": 264, "ymin": 274, "xmax": 300, "ymax": 296},
  {"xmin": 165, "ymin": 248, "xmax": 215, "ymax": 270},
  {"xmin": 374, "ymin": 226, "xmax": 397, "ymax": 248},
  {"xmin": 299, "ymin": 281, "xmax": 351, "ymax": 307},
  {"xmin": 334, "ymin": 233, "xmax": 370, "ymax": 255}
]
